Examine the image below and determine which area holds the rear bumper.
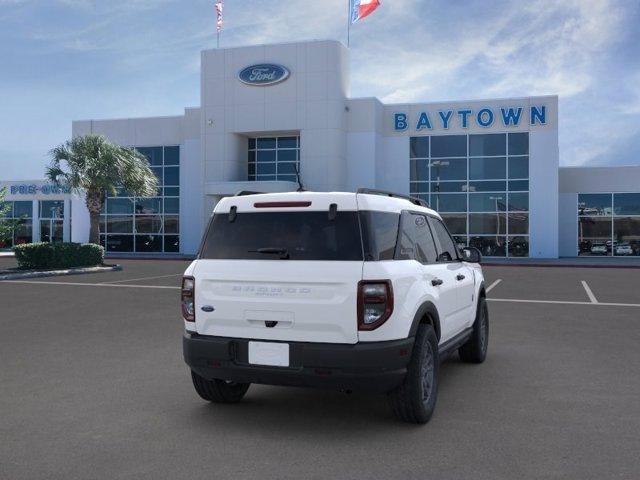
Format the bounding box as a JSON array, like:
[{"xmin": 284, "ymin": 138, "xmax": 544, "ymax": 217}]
[{"xmin": 183, "ymin": 332, "xmax": 414, "ymax": 393}]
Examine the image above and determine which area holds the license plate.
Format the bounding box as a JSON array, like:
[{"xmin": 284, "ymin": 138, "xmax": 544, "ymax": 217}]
[{"xmin": 248, "ymin": 341, "xmax": 289, "ymax": 367}]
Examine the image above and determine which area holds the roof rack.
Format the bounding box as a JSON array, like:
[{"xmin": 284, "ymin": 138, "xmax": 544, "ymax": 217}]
[
  {"xmin": 356, "ymin": 188, "xmax": 429, "ymax": 208},
  {"xmin": 234, "ymin": 190, "xmax": 264, "ymax": 197}
]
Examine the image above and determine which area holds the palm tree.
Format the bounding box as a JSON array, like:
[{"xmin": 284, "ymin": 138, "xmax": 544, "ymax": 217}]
[{"xmin": 46, "ymin": 134, "xmax": 159, "ymax": 245}]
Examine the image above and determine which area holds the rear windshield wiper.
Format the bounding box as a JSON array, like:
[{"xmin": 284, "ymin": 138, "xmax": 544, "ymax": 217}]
[{"xmin": 249, "ymin": 247, "xmax": 290, "ymax": 259}]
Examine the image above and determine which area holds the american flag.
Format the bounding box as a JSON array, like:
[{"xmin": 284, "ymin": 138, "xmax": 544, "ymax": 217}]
[{"xmin": 215, "ymin": 0, "xmax": 223, "ymax": 33}]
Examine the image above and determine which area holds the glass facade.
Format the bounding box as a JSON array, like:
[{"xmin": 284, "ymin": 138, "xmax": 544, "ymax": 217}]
[
  {"xmin": 578, "ymin": 193, "xmax": 640, "ymax": 256},
  {"xmin": 410, "ymin": 133, "xmax": 529, "ymax": 257},
  {"xmin": 100, "ymin": 146, "xmax": 180, "ymax": 253},
  {"xmin": 39, "ymin": 200, "xmax": 64, "ymax": 243},
  {"xmin": 0, "ymin": 200, "xmax": 33, "ymax": 249},
  {"xmin": 247, "ymin": 136, "xmax": 300, "ymax": 182}
]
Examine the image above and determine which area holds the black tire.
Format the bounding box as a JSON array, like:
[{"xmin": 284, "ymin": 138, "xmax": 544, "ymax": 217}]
[
  {"xmin": 387, "ymin": 324, "xmax": 439, "ymax": 424},
  {"xmin": 191, "ymin": 370, "xmax": 250, "ymax": 403},
  {"xmin": 459, "ymin": 296, "xmax": 489, "ymax": 364}
]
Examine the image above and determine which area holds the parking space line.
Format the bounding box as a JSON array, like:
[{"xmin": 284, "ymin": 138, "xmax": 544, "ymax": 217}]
[
  {"xmin": 581, "ymin": 280, "xmax": 599, "ymax": 304},
  {"xmin": 486, "ymin": 279, "xmax": 502, "ymax": 293},
  {"xmin": 100, "ymin": 273, "xmax": 182, "ymax": 284},
  {"xmin": 0, "ymin": 280, "xmax": 180, "ymax": 290},
  {"xmin": 488, "ymin": 298, "xmax": 640, "ymax": 307}
]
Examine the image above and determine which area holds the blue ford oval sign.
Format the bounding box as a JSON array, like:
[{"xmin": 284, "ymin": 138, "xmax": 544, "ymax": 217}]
[{"xmin": 238, "ymin": 64, "xmax": 290, "ymax": 86}]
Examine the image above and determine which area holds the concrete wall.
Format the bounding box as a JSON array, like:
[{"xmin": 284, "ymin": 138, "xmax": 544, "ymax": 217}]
[
  {"xmin": 560, "ymin": 166, "xmax": 640, "ymax": 193},
  {"xmin": 529, "ymin": 128, "xmax": 559, "ymax": 258},
  {"xmin": 559, "ymin": 193, "xmax": 578, "ymax": 257},
  {"xmin": 200, "ymin": 40, "xmax": 349, "ymax": 192}
]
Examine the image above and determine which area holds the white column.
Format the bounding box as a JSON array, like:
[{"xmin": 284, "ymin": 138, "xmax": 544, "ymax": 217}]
[
  {"xmin": 63, "ymin": 199, "xmax": 71, "ymax": 242},
  {"xmin": 31, "ymin": 200, "xmax": 40, "ymax": 243}
]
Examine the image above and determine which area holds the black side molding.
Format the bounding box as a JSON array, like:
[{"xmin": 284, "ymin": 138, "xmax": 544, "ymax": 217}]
[{"xmin": 437, "ymin": 327, "xmax": 473, "ymax": 357}]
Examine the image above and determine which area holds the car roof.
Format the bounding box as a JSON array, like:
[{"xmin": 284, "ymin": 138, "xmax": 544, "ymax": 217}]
[{"xmin": 214, "ymin": 191, "xmax": 440, "ymax": 217}]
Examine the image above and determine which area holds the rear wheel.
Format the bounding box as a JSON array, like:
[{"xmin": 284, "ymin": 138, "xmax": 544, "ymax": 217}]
[
  {"xmin": 387, "ymin": 324, "xmax": 439, "ymax": 424},
  {"xmin": 191, "ymin": 370, "xmax": 250, "ymax": 403},
  {"xmin": 459, "ymin": 296, "xmax": 489, "ymax": 363}
]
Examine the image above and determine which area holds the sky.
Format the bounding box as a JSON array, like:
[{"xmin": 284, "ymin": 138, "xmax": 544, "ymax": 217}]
[{"xmin": 0, "ymin": 0, "xmax": 639, "ymax": 180}]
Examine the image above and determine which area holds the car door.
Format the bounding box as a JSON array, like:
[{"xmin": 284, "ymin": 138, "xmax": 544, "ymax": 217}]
[
  {"xmin": 396, "ymin": 211, "xmax": 460, "ymax": 344},
  {"xmin": 427, "ymin": 216, "xmax": 476, "ymax": 335}
]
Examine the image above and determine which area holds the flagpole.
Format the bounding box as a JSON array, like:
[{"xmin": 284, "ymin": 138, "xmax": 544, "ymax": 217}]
[
  {"xmin": 347, "ymin": 0, "xmax": 351, "ymax": 47},
  {"xmin": 215, "ymin": 0, "xmax": 223, "ymax": 49}
]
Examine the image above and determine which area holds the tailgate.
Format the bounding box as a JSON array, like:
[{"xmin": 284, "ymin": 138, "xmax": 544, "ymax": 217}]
[{"xmin": 194, "ymin": 260, "xmax": 362, "ymax": 344}]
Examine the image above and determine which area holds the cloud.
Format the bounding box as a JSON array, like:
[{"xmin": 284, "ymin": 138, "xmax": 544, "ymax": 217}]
[
  {"xmin": 0, "ymin": 0, "xmax": 638, "ymax": 174},
  {"xmin": 357, "ymin": 0, "xmax": 625, "ymax": 103}
]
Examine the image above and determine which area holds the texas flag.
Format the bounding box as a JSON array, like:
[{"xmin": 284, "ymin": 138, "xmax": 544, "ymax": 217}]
[{"xmin": 350, "ymin": 0, "xmax": 381, "ymax": 24}]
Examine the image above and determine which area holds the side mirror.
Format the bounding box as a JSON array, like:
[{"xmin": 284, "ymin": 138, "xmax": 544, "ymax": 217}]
[
  {"xmin": 461, "ymin": 247, "xmax": 482, "ymax": 263},
  {"xmin": 436, "ymin": 252, "xmax": 452, "ymax": 263}
]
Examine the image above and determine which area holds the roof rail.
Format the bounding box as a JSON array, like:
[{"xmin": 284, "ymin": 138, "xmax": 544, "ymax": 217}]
[
  {"xmin": 234, "ymin": 190, "xmax": 264, "ymax": 197},
  {"xmin": 356, "ymin": 188, "xmax": 429, "ymax": 208}
]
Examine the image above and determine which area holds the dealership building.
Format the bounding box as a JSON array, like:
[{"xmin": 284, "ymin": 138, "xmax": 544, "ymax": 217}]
[{"xmin": 2, "ymin": 40, "xmax": 639, "ymax": 258}]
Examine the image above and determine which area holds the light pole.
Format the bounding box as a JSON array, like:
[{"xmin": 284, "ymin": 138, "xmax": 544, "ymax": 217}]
[
  {"xmin": 430, "ymin": 160, "xmax": 449, "ymax": 212},
  {"xmin": 489, "ymin": 195, "xmax": 503, "ymax": 255}
]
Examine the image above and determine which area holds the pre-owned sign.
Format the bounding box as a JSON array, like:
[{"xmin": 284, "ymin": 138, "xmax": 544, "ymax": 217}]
[{"xmin": 9, "ymin": 184, "xmax": 70, "ymax": 195}]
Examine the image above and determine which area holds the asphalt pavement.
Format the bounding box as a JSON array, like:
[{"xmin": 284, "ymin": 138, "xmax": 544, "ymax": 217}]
[{"xmin": 1, "ymin": 260, "xmax": 639, "ymax": 479}]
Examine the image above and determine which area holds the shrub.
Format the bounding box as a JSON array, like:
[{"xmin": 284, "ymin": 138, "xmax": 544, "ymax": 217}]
[{"xmin": 12, "ymin": 242, "xmax": 104, "ymax": 270}]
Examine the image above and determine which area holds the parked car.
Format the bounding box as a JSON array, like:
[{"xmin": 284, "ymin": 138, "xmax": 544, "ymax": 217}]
[
  {"xmin": 181, "ymin": 189, "xmax": 488, "ymax": 424},
  {"xmin": 590, "ymin": 244, "xmax": 607, "ymax": 255},
  {"xmin": 615, "ymin": 243, "xmax": 633, "ymax": 256}
]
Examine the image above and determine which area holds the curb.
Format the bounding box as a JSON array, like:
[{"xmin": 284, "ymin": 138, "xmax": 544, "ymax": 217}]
[
  {"xmin": 0, "ymin": 264, "xmax": 122, "ymax": 281},
  {"xmin": 483, "ymin": 262, "xmax": 640, "ymax": 269},
  {"xmin": 105, "ymin": 254, "xmax": 195, "ymax": 261}
]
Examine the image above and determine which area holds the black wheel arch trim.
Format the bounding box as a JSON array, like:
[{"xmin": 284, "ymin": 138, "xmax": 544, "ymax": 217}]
[
  {"xmin": 478, "ymin": 280, "xmax": 486, "ymax": 298},
  {"xmin": 408, "ymin": 301, "xmax": 442, "ymax": 341}
]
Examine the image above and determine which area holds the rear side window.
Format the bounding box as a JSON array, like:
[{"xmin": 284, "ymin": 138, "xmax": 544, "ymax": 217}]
[
  {"xmin": 359, "ymin": 211, "xmax": 400, "ymax": 261},
  {"xmin": 428, "ymin": 217, "xmax": 459, "ymax": 261},
  {"xmin": 396, "ymin": 212, "xmax": 438, "ymax": 264},
  {"xmin": 200, "ymin": 211, "xmax": 363, "ymax": 261}
]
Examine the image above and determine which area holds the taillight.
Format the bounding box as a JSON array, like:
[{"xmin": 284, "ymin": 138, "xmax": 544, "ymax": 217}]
[
  {"xmin": 181, "ymin": 276, "xmax": 195, "ymax": 322},
  {"xmin": 357, "ymin": 280, "xmax": 393, "ymax": 330}
]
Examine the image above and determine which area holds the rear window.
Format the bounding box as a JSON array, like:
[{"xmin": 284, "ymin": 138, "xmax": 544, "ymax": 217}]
[{"xmin": 200, "ymin": 211, "xmax": 363, "ymax": 261}]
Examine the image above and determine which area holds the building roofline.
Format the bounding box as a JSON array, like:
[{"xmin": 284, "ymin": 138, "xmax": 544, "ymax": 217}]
[
  {"xmin": 560, "ymin": 164, "xmax": 640, "ymax": 170},
  {"xmin": 201, "ymin": 38, "xmax": 346, "ymax": 54},
  {"xmin": 72, "ymin": 113, "xmax": 185, "ymax": 124},
  {"xmin": 379, "ymin": 94, "xmax": 559, "ymax": 107}
]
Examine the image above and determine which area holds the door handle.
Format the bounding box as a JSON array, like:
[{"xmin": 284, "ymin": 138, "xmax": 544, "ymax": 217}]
[
  {"xmin": 431, "ymin": 278, "xmax": 443, "ymax": 286},
  {"xmin": 456, "ymin": 274, "xmax": 465, "ymax": 281}
]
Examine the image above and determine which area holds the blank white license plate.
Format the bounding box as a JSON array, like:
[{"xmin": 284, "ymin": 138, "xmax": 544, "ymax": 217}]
[{"xmin": 248, "ymin": 341, "xmax": 290, "ymax": 367}]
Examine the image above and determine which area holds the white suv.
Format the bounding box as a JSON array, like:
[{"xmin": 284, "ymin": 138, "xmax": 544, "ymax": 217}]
[{"xmin": 182, "ymin": 189, "xmax": 488, "ymax": 424}]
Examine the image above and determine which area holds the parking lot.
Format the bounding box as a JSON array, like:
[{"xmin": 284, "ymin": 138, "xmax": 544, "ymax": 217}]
[{"xmin": 1, "ymin": 259, "xmax": 640, "ymax": 479}]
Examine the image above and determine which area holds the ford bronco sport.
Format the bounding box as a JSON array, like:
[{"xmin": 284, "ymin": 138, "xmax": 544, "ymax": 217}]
[{"xmin": 182, "ymin": 189, "xmax": 488, "ymax": 424}]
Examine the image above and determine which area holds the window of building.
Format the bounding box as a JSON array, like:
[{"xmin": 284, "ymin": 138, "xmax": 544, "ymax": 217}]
[
  {"xmin": 578, "ymin": 193, "xmax": 640, "ymax": 256},
  {"xmin": 247, "ymin": 136, "xmax": 300, "ymax": 182},
  {"xmin": 410, "ymin": 133, "xmax": 529, "ymax": 257},
  {"xmin": 39, "ymin": 200, "xmax": 65, "ymax": 243},
  {"xmin": 100, "ymin": 145, "xmax": 180, "ymax": 253},
  {"xmin": 0, "ymin": 201, "xmax": 33, "ymax": 249}
]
